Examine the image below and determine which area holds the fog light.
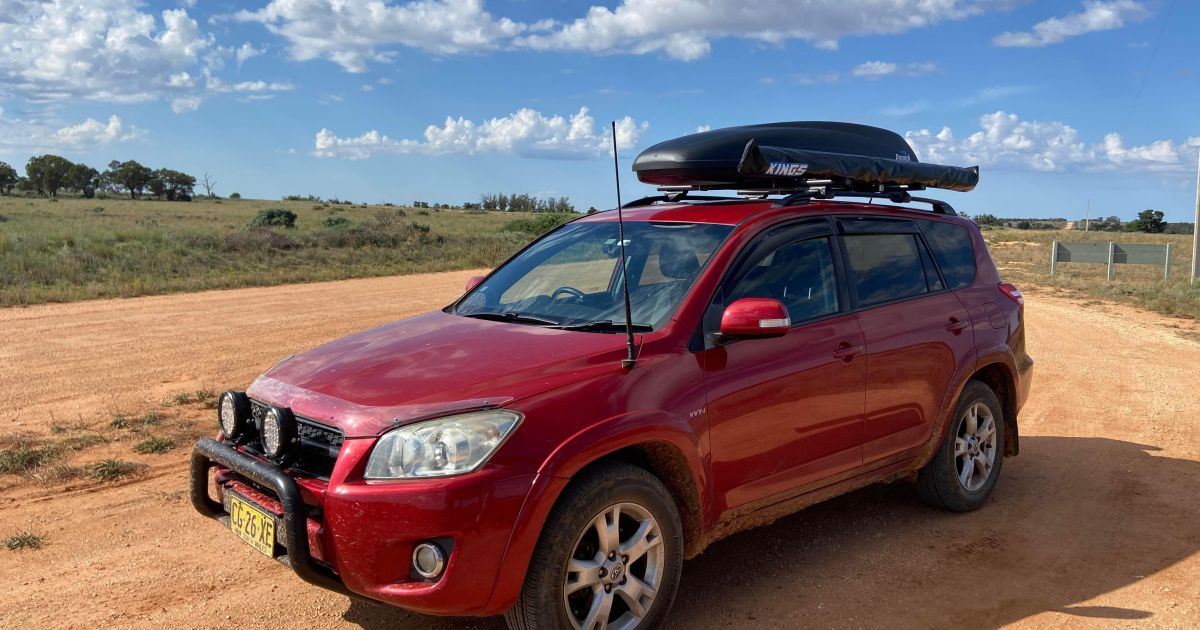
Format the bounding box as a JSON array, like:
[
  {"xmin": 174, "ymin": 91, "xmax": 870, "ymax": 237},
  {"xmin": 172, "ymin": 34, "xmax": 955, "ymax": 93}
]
[
  {"xmin": 412, "ymin": 542, "xmax": 446, "ymax": 579},
  {"xmin": 218, "ymin": 391, "xmax": 250, "ymax": 440}
]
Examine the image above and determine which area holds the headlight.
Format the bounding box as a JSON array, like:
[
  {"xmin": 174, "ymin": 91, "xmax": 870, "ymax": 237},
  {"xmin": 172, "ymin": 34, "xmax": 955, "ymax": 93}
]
[
  {"xmin": 218, "ymin": 391, "xmax": 250, "ymax": 440},
  {"xmin": 364, "ymin": 410, "xmax": 522, "ymax": 479},
  {"xmin": 260, "ymin": 406, "xmax": 296, "ymax": 458}
]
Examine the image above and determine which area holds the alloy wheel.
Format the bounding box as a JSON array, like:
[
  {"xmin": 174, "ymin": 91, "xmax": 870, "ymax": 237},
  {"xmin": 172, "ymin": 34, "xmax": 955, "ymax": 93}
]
[
  {"xmin": 563, "ymin": 502, "xmax": 664, "ymax": 630},
  {"xmin": 954, "ymin": 402, "xmax": 998, "ymax": 492}
]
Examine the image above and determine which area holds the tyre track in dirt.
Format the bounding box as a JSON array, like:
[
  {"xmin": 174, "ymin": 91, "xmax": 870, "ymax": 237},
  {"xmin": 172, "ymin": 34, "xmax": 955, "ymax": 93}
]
[{"xmin": 2, "ymin": 275, "xmax": 1199, "ymax": 629}]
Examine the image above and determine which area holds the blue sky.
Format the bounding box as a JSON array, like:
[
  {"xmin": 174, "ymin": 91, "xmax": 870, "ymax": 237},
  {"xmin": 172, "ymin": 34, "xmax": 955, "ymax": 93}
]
[{"xmin": 1, "ymin": 0, "xmax": 1198, "ymax": 220}]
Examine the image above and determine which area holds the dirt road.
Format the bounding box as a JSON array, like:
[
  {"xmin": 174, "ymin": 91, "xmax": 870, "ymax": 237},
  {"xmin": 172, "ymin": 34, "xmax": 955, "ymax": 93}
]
[{"xmin": 2, "ymin": 271, "xmax": 1199, "ymax": 629}]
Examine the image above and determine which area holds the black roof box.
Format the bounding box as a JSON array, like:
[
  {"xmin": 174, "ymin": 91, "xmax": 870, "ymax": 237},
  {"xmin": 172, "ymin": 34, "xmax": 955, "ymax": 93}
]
[{"xmin": 632, "ymin": 121, "xmax": 978, "ymax": 193}]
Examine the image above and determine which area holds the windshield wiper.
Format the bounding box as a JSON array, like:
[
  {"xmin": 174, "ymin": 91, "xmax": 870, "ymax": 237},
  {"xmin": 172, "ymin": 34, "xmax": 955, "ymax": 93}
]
[
  {"xmin": 552, "ymin": 320, "xmax": 654, "ymax": 333},
  {"xmin": 460, "ymin": 311, "xmax": 561, "ymax": 326}
]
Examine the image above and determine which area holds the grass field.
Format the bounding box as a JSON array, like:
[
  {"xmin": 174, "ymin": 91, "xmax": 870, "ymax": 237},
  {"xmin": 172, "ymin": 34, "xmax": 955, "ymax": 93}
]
[
  {"xmin": 1, "ymin": 196, "xmax": 1196, "ymax": 319},
  {"xmin": 0, "ymin": 196, "xmax": 551, "ymax": 306},
  {"xmin": 985, "ymin": 228, "xmax": 1200, "ymax": 319}
]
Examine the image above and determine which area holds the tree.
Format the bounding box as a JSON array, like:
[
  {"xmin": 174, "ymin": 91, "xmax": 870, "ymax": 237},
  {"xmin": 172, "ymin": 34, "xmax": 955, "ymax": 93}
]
[
  {"xmin": 105, "ymin": 160, "xmax": 153, "ymax": 199},
  {"xmin": 1129, "ymin": 209, "xmax": 1166, "ymax": 233},
  {"xmin": 0, "ymin": 161, "xmax": 17, "ymax": 195},
  {"xmin": 200, "ymin": 173, "xmax": 217, "ymax": 198},
  {"xmin": 65, "ymin": 162, "xmax": 100, "ymax": 198},
  {"xmin": 26, "ymin": 154, "xmax": 75, "ymax": 197}
]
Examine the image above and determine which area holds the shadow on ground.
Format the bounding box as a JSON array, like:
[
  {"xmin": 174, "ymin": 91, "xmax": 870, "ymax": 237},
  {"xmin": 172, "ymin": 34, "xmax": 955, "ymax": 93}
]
[{"xmin": 341, "ymin": 436, "xmax": 1200, "ymax": 629}]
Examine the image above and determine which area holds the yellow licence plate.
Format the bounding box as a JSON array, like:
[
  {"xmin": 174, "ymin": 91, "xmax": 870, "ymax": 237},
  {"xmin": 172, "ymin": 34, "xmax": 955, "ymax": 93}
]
[{"xmin": 229, "ymin": 495, "xmax": 276, "ymax": 557}]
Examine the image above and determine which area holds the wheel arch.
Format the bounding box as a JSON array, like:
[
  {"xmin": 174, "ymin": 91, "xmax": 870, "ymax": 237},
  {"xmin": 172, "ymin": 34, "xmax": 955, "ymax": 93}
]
[{"xmin": 970, "ymin": 361, "xmax": 1019, "ymax": 456}]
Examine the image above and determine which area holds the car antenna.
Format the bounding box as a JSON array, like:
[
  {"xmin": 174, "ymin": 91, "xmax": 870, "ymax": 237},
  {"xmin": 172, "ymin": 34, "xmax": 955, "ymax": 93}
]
[{"xmin": 611, "ymin": 120, "xmax": 637, "ymax": 369}]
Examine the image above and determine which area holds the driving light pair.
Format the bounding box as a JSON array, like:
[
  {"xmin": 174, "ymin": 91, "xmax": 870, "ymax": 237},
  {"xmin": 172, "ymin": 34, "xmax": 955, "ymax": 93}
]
[
  {"xmin": 217, "ymin": 391, "xmax": 295, "ymax": 458},
  {"xmin": 364, "ymin": 410, "xmax": 522, "ymax": 479}
]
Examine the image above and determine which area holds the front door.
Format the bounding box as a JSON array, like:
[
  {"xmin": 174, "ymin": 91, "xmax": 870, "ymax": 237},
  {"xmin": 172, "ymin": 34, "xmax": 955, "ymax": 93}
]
[{"xmin": 701, "ymin": 229, "xmax": 866, "ymax": 513}]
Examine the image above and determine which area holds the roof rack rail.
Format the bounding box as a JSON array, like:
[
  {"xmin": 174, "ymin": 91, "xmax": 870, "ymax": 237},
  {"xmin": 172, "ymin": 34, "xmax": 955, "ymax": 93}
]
[
  {"xmin": 620, "ymin": 191, "xmax": 742, "ymax": 209},
  {"xmin": 771, "ymin": 189, "xmax": 957, "ymax": 215}
]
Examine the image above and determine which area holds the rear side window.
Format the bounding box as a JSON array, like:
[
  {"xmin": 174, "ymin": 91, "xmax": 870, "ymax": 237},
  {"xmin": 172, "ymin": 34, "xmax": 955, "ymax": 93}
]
[
  {"xmin": 918, "ymin": 220, "xmax": 976, "ymax": 289},
  {"xmin": 841, "ymin": 234, "xmax": 929, "ymax": 307}
]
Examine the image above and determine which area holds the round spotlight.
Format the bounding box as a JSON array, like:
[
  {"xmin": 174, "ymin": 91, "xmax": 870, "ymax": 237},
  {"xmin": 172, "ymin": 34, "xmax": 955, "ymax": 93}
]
[
  {"xmin": 260, "ymin": 406, "xmax": 296, "ymax": 458},
  {"xmin": 218, "ymin": 391, "xmax": 250, "ymax": 440},
  {"xmin": 412, "ymin": 542, "xmax": 446, "ymax": 579}
]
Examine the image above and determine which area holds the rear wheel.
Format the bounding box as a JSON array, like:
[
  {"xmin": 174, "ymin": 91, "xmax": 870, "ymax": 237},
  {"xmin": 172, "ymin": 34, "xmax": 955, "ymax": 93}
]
[
  {"xmin": 505, "ymin": 462, "xmax": 682, "ymax": 630},
  {"xmin": 917, "ymin": 381, "xmax": 1006, "ymax": 512}
]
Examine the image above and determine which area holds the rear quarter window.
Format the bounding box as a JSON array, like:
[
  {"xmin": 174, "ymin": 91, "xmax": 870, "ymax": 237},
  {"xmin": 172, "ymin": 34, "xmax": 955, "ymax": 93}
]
[{"xmin": 918, "ymin": 219, "xmax": 976, "ymax": 289}]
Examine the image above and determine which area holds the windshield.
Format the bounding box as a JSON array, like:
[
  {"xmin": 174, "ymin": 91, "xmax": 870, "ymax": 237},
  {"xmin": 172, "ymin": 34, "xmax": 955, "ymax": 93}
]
[{"xmin": 455, "ymin": 220, "xmax": 733, "ymax": 330}]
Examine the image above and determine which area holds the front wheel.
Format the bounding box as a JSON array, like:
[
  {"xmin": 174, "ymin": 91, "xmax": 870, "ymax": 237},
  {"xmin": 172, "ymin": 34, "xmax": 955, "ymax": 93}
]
[
  {"xmin": 917, "ymin": 380, "xmax": 1006, "ymax": 512},
  {"xmin": 505, "ymin": 462, "xmax": 683, "ymax": 630}
]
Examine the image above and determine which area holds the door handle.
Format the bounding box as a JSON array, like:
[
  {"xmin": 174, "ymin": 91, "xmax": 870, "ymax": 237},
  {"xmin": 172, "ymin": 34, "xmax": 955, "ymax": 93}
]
[
  {"xmin": 945, "ymin": 317, "xmax": 969, "ymax": 335},
  {"xmin": 832, "ymin": 342, "xmax": 864, "ymax": 362}
]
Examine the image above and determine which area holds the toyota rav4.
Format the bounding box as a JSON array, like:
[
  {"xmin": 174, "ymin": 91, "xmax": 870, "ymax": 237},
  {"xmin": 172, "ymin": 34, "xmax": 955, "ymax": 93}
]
[{"xmin": 191, "ymin": 123, "xmax": 1032, "ymax": 630}]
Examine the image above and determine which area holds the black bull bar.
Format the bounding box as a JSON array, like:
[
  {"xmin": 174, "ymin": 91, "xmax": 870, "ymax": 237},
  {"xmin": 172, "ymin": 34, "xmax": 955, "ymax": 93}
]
[{"xmin": 189, "ymin": 437, "xmax": 351, "ymax": 597}]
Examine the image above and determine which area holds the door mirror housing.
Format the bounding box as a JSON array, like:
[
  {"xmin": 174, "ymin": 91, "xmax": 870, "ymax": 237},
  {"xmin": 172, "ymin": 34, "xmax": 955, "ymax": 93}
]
[
  {"xmin": 719, "ymin": 298, "xmax": 791, "ymax": 339},
  {"xmin": 464, "ymin": 275, "xmax": 485, "ymax": 293}
]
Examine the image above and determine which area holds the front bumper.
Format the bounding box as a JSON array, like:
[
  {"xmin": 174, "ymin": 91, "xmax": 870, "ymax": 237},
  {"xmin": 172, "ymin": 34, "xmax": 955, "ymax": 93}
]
[
  {"xmin": 190, "ymin": 438, "xmax": 350, "ymax": 596},
  {"xmin": 190, "ymin": 437, "xmax": 538, "ymax": 615}
]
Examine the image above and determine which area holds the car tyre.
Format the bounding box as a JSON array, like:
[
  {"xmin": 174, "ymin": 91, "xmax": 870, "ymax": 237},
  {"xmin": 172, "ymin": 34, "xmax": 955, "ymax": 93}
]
[
  {"xmin": 504, "ymin": 461, "xmax": 683, "ymax": 630},
  {"xmin": 917, "ymin": 380, "xmax": 1006, "ymax": 512}
]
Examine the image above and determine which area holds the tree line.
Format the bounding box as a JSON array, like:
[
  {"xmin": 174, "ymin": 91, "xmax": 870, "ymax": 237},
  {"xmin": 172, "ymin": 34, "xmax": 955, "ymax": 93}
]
[
  {"xmin": 0, "ymin": 155, "xmax": 214, "ymax": 201},
  {"xmin": 473, "ymin": 193, "xmax": 575, "ymax": 213},
  {"xmin": 971, "ymin": 210, "xmax": 1190, "ymax": 234}
]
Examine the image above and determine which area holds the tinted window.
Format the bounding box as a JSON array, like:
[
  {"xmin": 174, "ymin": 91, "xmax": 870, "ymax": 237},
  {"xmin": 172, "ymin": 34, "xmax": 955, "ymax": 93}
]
[
  {"xmin": 729, "ymin": 238, "xmax": 838, "ymax": 322},
  {"xmin": 842, "ymin": 234, "xmax": 929, "ymax": 307},
  {"xmin": 919, "ymin": 220, "xmax": 976, "ymax": 289}
]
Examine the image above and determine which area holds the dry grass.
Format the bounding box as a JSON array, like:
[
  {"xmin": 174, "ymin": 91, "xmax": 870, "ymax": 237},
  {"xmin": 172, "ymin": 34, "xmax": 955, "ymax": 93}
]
[
  {"xmin": 984, "ymin": 228, "xmax": 1199, "ymax": 319},
  {"xmin": 0, "ymin": 196, "xmax": 541, "ymax": 306}
]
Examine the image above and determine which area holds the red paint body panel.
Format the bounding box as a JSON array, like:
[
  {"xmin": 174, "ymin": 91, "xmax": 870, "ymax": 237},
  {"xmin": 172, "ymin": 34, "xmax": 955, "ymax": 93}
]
[{"xmin": 206, "ymin": 199, "xmax": 1032, "ymax": 616}]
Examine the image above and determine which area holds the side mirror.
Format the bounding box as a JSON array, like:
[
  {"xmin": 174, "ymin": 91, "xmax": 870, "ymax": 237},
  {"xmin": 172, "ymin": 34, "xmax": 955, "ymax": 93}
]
[
  {"xmin": 719, "ymin": 298, "xmax": 791, "ymax": 339},
  {"xmin": 464, "ymin": 275, "xmax": 485, "ymax": 293}
]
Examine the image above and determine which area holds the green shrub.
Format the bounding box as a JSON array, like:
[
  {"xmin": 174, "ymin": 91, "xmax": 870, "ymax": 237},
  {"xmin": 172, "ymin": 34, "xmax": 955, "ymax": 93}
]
[
  {"xmin": 5, "ymin": 533, "xmax": 42, "ymax": 550},
  {"xmin": 248, "ymin": 208, "xmax": 297, "ymax": 228},
  {"xmin": 89, "ymin": 459, "xmax": 146, "ymax": 481},
  {"xmin": 229, "ymin": 192, "xmax": 241, "ymax": 199},
  {"xmin": 0, "ymin": 438, "xmax": 60, "ymax": 474},
  {"xmin": 323, "ymin": 215, "xmax": 352, "ymax": 229},
  {"xmin": 502, "ymin": 213, "xmax": 575, "ymax": 235},
  {"xmin": 134, "ymin": 437, "xmax": 176, "ymax": 454}
]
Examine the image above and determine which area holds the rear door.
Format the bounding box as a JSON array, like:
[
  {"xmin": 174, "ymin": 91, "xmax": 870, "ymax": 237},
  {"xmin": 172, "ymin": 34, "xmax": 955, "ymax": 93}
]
[
  {"xmin": 836, "ymin": 217, "xmax": 975, "ymax": 465},
  {"xmin": 700, "ymin": 220, "xmax": 866, "ymax": 512}
]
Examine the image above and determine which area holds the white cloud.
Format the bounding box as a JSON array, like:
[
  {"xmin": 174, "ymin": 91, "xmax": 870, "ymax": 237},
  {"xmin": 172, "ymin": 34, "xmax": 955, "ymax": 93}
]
[
  {"xmin": 0, "ymin": 2, "xmax": 211, "ymax": 102},
  {"xmin": 0, "ymin": 113, "xmax": 144, "ymax": 152},
  {"xmin": 234, "ymin": 0, "xmax": 1004, "ymax": 69},
  {"xmin": 851, "ymin": 61, "xmax": 938, "ymax": 79},
  {"xmin": 205, "ymin": 76, "xmax": 297, "ymax": 94},
  {"xmin": 904, "ymin": 111, "xmax": 1199, "ymax": 173},
  {"xmin": 171, "ymin": 96, "xmax": 203, "ymax": 113},
  {"xmin": 50, "ymin": 115, "xmax": 144, "ymax": 146},
  {"xmin": 696, "ymin": 125, "xmax": 711, "ymax": 133},
  {"xmin": 519, "ymin": 1, "xmax": 992, "ymax": 61},
  {"xmin": 236, "ymin": 42, "xmax": 267, "ymax": 67},
  {"xmin": 994, "ymin": 0, "xmax": 1149, "ymax": 48},
  {"xmin": 235, "ymin": 0, "xmax": 530, "ymax": 72},
  {"xmin": 314, "ymin": 107, "xmax": 647, "ymax": 160},
  {"xmin": 0, "ymin": 1, "xmax": 298, "ymax": 114}
]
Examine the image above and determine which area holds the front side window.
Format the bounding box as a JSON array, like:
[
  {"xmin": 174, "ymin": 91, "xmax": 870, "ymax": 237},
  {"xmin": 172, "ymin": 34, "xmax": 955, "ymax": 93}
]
[
  {"xmin": 842, "ymin": 234, "xmax": 930, "ymax": 307},
  {"xmin": 728, "ymin": 237, "xmax": 839, "ymax": 322},
  {"xmin": 456, "ymin": 221, "xmax": 732, "ymax": 330}
]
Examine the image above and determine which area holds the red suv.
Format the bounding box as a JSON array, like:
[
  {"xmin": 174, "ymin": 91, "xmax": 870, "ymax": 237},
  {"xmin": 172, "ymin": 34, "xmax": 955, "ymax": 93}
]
[
  {"xmin": 191, "ymin": 194, "xmax": 1031, "ymax": 628},
  {"xmin": 192, "ymin": 122, "xmax": 1031, "ymax": 629}
]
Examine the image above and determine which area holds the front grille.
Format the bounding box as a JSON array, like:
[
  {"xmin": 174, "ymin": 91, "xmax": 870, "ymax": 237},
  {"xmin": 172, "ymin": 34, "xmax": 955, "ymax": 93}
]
[{"xmin": 241, "ymin": 401, "xmax": 345, "ymax": 479}]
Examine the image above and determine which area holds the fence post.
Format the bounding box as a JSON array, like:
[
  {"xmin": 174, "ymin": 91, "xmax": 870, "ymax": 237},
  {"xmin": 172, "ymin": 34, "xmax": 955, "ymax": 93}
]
[
  {"xmin": 1050, "ymin": 240, "xmax": 1058, "ymax": 276},
  {"xmin": 1164, "ymin": 243, "xmax": 1172, "ymax": 279},
  {"xmin": 1107, "ymin": 242, "xmax": 1115, "ymax": 283}
]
